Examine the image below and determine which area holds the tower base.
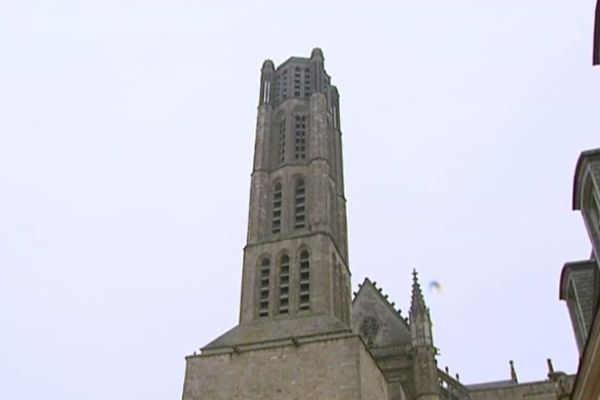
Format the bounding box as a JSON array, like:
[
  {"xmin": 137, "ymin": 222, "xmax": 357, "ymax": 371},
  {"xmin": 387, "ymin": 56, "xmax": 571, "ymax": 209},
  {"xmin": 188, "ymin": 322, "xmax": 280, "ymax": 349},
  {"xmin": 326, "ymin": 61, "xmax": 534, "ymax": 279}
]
[{"xmin": 182, "ymin": 333, "xmax": 388, "ymax": 400}]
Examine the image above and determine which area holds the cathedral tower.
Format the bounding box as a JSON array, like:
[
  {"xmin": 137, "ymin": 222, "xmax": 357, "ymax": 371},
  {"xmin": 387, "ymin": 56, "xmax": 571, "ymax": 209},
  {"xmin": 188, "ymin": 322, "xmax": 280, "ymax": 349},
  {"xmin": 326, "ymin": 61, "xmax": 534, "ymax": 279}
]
[
  {"xmin": 182, "ymin": 49, "xmax": 388, "ymax": 400},
  {"xmin": 240, "ymin": 47, "xmax": 351, "ymax": 328}
]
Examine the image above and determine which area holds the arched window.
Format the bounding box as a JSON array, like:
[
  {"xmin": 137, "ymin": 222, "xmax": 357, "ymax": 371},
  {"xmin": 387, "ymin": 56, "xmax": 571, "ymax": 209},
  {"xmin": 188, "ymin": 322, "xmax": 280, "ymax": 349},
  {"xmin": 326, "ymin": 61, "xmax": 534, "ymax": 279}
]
[
  {"xmin": 294, "ymin": 115, "xmax": 307, "ymax": 160},
  {"xmin": 258, "ymin": 258, "xmax": 271, "ymax": 317},
  {"xmin": 299, "ymin": 250, "xmax": 310, "ymax": 311},
  {"xmin": 278, "ymin": 118, "xmax": 286, "ymax": 164},
  {"xmin": 294, "ymin": 179, "xmax": 306, "ymax": 229},
  {"xmin": 272, "ymin": 183, "xmax": 282, "ymax": 234},
  {"xmin": 278, "ymin": 254, "xmax": 290, "ymax": 314}
]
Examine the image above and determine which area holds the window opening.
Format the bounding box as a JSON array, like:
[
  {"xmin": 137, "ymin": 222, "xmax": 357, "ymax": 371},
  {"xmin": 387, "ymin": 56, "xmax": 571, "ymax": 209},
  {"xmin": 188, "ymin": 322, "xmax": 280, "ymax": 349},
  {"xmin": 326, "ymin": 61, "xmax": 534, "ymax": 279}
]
[
  {"xmin": 304, "ymin": 67, "xmax": 311, "ymax": 97},
  {"xmin": 272, "ymin": 183, "xmax": 282, "ymax": 233},
  {"xmin": 294, "ymin": 115, "xmax": 307, "ymax": 160},
  {"xmin": 294, "ymin": 67, "xmax": 301, "ymax": 98},
  {"xmin": 299, "ymin": 250, "xmax": 310, "ymax": 310},
  {"xmin": 279, "ymin": 255, "xmax": 290, "ymax": 314},
  {"xmin": 294, "ymin": 180, "xmax": 306, "ymax": 229},
  {"xmin": 278, "ymin": 118, "xmax": 286, "ymax": 163},
  {"xmin": 259, "ymin": 258, "xmax": 271, "ymax": 317},
  {"xmin": 360, "ymin": 317, "xmax": 380, "ymax": 346}
]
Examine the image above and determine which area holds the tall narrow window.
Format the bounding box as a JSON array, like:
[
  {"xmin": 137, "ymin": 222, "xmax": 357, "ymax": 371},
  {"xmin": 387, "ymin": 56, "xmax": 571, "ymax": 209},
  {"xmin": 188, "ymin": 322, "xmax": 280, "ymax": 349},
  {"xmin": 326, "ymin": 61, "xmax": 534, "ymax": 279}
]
[
  {"xmin": 278, "ymin": 118, "xmax": 286, "ymax": 163},
  {"xmin": 299, "ymin": 250, "xmax": 310, "ymax": 311},
  {"xmin": 282, "ymin": 69, "xmax": 288, "ymax": 100},
  {"xmin": 258, "ymin": 258, "xmax": 271, "ymax": 317},
  {"xmin": 293, "ymin": 66, "xmax": 301, "ymax": 98},
  {"xmin": 294, "ymin": 179, "xmax": 306, "ymax": 229},
  {"xmin": 278, "ymin": 254, "xmax": 290, "ymax": 314},
  {"xmin": 294, "ymin": 115, "xmax": 307, "ymax": 160},
  {"xmin": 303, "ymin": 67, "xmax": 311, "ymax": 98},
  {"xmin": 272, "ymin": 183, "xmax": 282, "ymax": 233}
]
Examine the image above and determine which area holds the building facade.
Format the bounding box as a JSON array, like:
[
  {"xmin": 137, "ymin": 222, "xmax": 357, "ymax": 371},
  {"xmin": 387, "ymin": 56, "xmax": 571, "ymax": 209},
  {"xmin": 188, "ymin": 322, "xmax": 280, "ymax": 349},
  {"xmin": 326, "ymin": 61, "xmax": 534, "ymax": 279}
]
[
  {"xmin": 560, "ymin": 149, "xmax": 600, "ymax": 400},
  {"xmin": 181, "ymin": 49, "xmax": 574, "ymax": 400}
]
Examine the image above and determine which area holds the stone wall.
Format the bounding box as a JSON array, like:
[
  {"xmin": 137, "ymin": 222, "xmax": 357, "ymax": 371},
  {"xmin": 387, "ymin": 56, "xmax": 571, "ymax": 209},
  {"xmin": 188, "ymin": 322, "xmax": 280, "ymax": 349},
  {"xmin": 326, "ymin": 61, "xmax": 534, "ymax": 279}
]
[{"xmin": 183, "ymin": 334, "xmax": 389, "ymax": 400}]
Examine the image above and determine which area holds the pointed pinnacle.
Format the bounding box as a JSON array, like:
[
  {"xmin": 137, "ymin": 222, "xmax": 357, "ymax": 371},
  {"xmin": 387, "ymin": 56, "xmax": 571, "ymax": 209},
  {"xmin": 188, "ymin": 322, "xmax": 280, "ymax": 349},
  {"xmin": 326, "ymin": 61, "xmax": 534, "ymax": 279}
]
[{"xmin": 410, "ymin": 268, "xmax": 428, "ymax": 314}]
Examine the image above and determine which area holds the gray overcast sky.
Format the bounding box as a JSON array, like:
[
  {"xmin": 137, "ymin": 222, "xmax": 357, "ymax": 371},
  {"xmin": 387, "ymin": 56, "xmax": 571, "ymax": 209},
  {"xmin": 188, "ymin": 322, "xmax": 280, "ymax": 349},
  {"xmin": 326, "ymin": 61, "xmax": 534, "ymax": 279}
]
[{"xmin": 1, "ymin": 1, "xmax": 599, "ymax": 399}]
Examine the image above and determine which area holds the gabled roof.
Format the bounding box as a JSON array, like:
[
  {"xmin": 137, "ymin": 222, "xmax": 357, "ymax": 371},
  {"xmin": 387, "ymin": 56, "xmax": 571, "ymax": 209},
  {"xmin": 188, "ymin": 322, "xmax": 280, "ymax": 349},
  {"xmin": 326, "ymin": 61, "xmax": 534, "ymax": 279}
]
[
  {"xmin": 572, "ymin": 148, "xmax": 600, "ymax": 210},
  {"xmin": 352, "ymin": 277, "xmax": 411, "ymax": 346}
]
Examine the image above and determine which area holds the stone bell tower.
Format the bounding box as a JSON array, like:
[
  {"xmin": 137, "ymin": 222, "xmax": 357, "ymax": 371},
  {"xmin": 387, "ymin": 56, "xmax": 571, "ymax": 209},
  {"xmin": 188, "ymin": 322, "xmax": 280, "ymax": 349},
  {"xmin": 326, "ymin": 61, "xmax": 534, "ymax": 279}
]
[
  {"xmin": 182, "ymin": 49, "xmax": 388, "ymax": 400},
  {"xmin": 240, "ymin": 47, "xmax": 351, "ymax": 329}
]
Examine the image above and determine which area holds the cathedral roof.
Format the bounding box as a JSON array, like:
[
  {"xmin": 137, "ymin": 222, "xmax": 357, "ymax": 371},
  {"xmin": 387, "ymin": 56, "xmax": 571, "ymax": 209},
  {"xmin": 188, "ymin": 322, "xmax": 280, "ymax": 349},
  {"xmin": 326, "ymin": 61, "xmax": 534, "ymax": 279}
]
[
  {"xmin": 351, "ymin": 278, "xmax": 411, "ymax": 347},
  {"xmin": 353, "ymin": 278, "xmax": 407, "ymax": 323}
]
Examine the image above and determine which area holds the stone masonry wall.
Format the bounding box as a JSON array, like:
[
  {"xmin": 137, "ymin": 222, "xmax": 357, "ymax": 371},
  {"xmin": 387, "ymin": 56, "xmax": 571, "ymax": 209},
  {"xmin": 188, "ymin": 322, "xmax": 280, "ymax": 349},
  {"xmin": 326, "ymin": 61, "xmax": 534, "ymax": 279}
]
[{"xmin": 182, "ymin": 335, "xmax": 389, "ymax": 400}]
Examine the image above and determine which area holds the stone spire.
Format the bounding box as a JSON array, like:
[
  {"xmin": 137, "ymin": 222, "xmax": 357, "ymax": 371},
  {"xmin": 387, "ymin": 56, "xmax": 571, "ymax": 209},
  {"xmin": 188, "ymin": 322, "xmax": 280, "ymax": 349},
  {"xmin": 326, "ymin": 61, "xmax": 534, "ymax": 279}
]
[
  {"xmin": 410, "ymin": 269, "xmax": 433, "ymax": 347},
  {"xmin": 409, "ymin": 269, "xmax": 440, "ymax": 400},
  {"xmin": 410, "ymin": 269, "xmax": 428, "ymax": 315}
]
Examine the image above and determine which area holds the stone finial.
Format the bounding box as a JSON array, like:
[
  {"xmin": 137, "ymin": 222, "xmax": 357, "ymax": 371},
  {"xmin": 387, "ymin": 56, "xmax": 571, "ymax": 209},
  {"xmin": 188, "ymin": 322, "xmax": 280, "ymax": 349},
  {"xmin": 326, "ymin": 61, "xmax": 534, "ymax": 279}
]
[
  {"xmin": 509, "ymin": 360, "xmax": 518, "ymax": 383},
  {"xmin": 410, "ymin": 268, "xmax": 428, "ymax": 314}
]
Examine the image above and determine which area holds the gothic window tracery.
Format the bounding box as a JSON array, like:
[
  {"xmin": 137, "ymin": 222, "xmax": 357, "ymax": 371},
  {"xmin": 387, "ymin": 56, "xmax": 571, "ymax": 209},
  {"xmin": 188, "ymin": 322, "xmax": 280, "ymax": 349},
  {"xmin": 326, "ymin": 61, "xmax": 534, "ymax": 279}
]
[{"xmin": 360, "ymin": 316, "xmax": 380, "ymax": 346}]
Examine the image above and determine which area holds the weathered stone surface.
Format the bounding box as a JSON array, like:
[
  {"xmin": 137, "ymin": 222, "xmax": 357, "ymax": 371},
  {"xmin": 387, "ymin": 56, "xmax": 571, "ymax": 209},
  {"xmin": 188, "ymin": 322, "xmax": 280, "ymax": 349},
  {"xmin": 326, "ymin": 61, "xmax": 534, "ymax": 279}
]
[
  {"xmin": 182, "ymin": 49, "xmax": 577, "ymax": 400},
  {"xmin": 183, "ymin": 335, "xmax": 388, "ymax": 400}
]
